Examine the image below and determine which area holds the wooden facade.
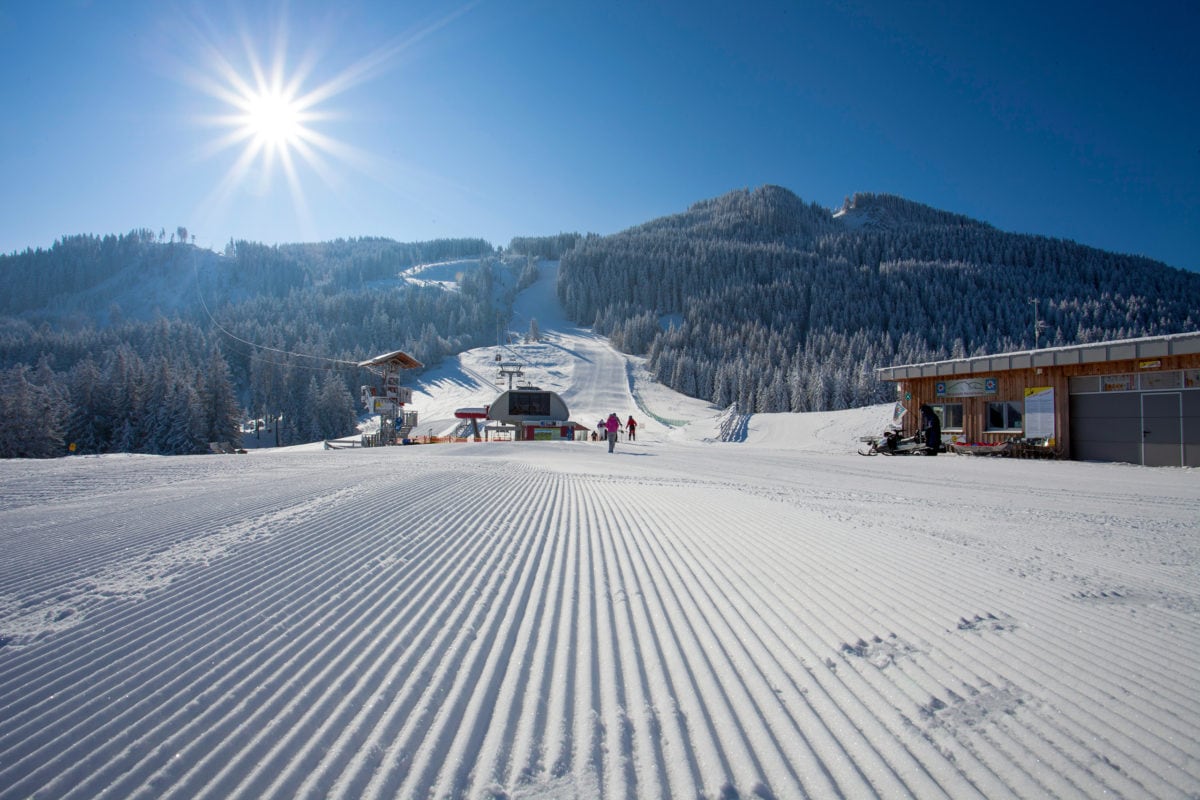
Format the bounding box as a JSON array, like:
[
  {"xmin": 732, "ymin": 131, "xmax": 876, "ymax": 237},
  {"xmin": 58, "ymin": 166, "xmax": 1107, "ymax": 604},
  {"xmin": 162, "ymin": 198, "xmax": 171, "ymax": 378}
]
[{"xmin": 876, "ymin": 332, "xmax": 1200, "ymax": 467}]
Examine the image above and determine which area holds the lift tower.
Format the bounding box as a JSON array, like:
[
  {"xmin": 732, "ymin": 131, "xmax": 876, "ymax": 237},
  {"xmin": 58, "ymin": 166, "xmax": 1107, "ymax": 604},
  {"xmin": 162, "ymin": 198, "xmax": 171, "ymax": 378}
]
[{"xmin": 358, "ymin": 349, "xmax": 423, "ymax": 444}]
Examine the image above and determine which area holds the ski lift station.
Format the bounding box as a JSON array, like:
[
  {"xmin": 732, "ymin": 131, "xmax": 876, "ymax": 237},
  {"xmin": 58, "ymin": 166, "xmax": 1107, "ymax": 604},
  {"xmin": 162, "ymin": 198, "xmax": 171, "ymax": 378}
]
[
  {"xmin": 354, "ymin": 346, "xmax": 585, "ymax": 445},
  {"xmin": 481, "ymin": 386, "xmax": 588, "ymax": 441},
  {"xmin": 455, "ymin": 385, "xmax": 587, "ymax": 442},
  {"xmin": 876, "ymin": 331, "xmax": 1200, "ymax": 467},
  {"xmin": 456, "ymin": 356, "xmax": 588, "ymax": 441}
]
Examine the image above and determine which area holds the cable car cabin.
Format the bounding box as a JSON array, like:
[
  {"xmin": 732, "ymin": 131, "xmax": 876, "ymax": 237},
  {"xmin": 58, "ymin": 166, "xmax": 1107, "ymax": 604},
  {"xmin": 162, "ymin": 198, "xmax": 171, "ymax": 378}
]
[{"xmin": 487, "ymin": 388, "xmax": 579, "ymax": 441}]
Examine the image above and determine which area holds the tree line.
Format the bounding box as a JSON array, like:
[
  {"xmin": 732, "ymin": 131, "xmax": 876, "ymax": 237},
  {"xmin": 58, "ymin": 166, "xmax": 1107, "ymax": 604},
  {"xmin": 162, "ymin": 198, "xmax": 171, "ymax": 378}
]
[
  {"xmin": 558, "ymin": 186, "xmax": 1200, "ymax": 412},
  {"xmin": 5, "ymin": 195, "xmax": 1198, "ymax": 457},
  {"xmin": 0, "ymin": 236, "xmax": 522, "ymax": 457}
]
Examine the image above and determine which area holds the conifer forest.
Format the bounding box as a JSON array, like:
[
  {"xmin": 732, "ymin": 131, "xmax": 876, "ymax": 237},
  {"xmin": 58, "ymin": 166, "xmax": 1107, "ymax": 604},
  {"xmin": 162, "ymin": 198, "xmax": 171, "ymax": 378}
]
[{"xmin": 3, "ymin": 186, "xmax": 1199, "ymax": 458}]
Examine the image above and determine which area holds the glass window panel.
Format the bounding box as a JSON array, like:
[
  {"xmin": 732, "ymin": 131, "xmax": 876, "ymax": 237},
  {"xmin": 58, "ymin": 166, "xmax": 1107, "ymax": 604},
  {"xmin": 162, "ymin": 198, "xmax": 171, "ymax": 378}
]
[
  {"xmin": 987, "ymin": 403, "xmax": 1005, "ymax": 429},
  {"xmin": 987, "ymin": 401, "xmax": 1023, "ymax": 431},
  {"xmin": 1140, "ymin": 371, "xmax": 1181, "ymax": 390},
  {"xmin": 1005, "ymin": 401, "xmax": 1022, "ymax": 430},
  {"xmin": 934, "ymin": 403, "xmax": 964, "ymax": 430}
]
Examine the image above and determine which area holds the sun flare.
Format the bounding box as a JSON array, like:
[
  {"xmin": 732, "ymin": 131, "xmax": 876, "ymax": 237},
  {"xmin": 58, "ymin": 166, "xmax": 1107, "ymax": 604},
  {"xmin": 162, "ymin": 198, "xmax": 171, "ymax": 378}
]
[
  {"xmin": 203, "ymin": 48, "xmax": 327, "ymax": 190},
  {"xmin": 240, "ymin": 87, "xmax": 305, "ymax": 150},
  {"xmin": 185, "ymin": 5, "xmax": 478, "ymax": 236},
  {"xmin": 187, "ymin": 19, "xmax": 355, "ymax": 220}
]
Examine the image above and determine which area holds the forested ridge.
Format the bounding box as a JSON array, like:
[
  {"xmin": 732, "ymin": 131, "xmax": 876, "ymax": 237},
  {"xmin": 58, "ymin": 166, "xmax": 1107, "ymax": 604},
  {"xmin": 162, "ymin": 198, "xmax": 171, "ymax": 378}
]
[
  {"xmin": 559, "ymin": 186, "xmax": 1200, "ymax": 412},
  {"xmin": 3, "ymin": 184, "xmax": 1199, "ymax": 458},
  {"xmin": 0, "ymin": 234, "xmax": 521, "ymax": 457}
]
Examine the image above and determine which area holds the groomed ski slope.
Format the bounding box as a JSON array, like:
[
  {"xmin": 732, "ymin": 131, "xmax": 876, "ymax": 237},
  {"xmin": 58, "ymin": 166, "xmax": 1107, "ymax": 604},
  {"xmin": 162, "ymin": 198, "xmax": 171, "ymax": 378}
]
[{"xmin": 1, "ymin": 263, "xmax": 1198, "ymax": 799}]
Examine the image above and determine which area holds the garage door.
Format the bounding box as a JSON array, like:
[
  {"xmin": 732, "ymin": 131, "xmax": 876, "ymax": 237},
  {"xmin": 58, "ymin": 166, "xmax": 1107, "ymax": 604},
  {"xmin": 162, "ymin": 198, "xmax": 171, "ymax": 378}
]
[
  {"xmin": 1070, "ymin": 390, "xmax": 1195, "ymax": 466},
  {"xmin": 1142, "ymin": 392, "xmax": 1183, "ymax": 467},
  {"xmin": 1070, "ymin": 393, "xmax": 1141, "ymax": 463}
]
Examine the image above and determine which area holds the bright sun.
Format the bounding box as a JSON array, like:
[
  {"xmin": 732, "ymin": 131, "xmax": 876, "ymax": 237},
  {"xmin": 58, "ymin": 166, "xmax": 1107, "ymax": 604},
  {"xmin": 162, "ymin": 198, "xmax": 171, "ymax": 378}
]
[
  {"xmin": 241, "ymin": 88, "xmax": 304, "ymax": 149},
  {"xmin": 189, "ymin": 22, "xmax": 347, "ymax": 214},
  {"xmin": 187, "ymin": 6, "xmax": 476, "ymax": 230}
]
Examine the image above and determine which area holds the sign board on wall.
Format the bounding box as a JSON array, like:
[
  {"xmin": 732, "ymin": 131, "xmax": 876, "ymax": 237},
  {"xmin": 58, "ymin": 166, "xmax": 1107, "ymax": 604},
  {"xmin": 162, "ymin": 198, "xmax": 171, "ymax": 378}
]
[
  {"xmin": 936, "ymin": 377, "xmax": 998, "ymax": 398},
  {"xmin": 1102, "ymin": 374, "xmax": 1134, "ymax": 392},
  {"xmin": 1024, "ymin": 386, "xmax": 1055, "ymax": 444}
]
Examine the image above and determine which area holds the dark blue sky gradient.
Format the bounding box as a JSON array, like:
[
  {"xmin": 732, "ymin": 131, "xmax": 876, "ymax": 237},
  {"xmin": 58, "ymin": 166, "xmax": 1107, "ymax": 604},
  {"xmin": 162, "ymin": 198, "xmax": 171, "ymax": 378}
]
[{"xmin": 1, "ymin": 1, "xmax": 1196, "ymax": 270}]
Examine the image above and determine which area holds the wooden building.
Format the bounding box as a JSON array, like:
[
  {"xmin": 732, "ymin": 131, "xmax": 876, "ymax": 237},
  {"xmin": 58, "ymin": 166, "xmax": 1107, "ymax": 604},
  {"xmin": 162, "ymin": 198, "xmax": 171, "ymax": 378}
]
[{"xmin": 875, "ymin": 332, "xmax": 1200, "ymax": 467}]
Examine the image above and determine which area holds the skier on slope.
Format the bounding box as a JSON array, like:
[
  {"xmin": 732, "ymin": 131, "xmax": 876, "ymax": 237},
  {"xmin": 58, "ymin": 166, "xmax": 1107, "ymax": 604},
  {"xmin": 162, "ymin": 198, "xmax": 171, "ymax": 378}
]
[
  {"xmin": 605, "ymin": 413, "xmax": 621, "ymax": 453},
  {"xmin": 626, "ymin": 415, "xmax": 638, "ymax": 441}
]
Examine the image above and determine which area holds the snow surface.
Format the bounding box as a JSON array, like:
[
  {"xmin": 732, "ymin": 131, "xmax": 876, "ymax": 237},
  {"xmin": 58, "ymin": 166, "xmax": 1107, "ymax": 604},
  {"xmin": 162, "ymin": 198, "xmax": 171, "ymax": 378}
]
[{"xmin": 2, "ymin": 263, "xmax": 1199, "ymax": 799}]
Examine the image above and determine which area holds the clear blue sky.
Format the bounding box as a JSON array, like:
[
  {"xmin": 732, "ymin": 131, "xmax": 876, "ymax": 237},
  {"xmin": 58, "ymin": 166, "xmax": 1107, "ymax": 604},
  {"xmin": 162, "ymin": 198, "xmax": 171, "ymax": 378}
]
[{"xmin": 2, "ymin": 0, "xmax": 1197, "ymax": 270}]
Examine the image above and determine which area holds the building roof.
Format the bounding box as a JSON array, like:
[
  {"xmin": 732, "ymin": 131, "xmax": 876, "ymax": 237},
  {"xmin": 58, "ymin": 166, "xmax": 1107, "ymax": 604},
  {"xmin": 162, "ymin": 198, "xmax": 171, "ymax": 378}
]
[
  {"xmin": 876, "ymin": 331, "xmax": 1200, "ymax": 381},
  {"xmin": 357, "ymin": 349, "xmax": 424, "ymax": 371}
]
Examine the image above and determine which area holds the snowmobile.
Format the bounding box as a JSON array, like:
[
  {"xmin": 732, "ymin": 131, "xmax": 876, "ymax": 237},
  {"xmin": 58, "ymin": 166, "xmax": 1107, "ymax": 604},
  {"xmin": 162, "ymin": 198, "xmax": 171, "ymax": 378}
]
[{"xmin": 858, "ymin": 428, "xmax": 931, "ymax": 456}]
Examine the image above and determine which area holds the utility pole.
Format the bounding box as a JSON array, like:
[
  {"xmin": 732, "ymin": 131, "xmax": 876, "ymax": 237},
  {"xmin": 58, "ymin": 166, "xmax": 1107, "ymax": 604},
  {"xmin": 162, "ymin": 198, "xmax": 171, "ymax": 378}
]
[{"xmin": 1030, "ymin": 298, "xmax": 1042, "ymax": 349}]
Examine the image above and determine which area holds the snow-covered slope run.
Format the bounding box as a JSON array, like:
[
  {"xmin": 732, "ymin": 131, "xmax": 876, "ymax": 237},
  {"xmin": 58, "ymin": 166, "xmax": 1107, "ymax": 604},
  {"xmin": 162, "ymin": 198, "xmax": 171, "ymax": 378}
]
[{"xmin": 1, "ymin": 262, "xmax": 1198, "ymax": 799}]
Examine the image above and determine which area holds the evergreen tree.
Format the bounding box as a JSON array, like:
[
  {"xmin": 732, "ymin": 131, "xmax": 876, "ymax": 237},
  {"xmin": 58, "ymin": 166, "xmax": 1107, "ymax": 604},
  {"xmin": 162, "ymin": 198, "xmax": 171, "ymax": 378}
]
[
  {"xmin": 162, "ymin": 376, "xmax": 206, "ymax": 454},
  {"xmin": 200, "ymin": 346, "xmax": 242, "ymax": 447},
  {"xmin": 0, "ymin": 365, "xmax": 68, "ymax": 458},
  {"xmin": 64, "ymin": 357, "xmax": 104, "ymax": 454},
  {"xmin": 312, "ymin": 371, "xmax": 358, "ymax": 440}
]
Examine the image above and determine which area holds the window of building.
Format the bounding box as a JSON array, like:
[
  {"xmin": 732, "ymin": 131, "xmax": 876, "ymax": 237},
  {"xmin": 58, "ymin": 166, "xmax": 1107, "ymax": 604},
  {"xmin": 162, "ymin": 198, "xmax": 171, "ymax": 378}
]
[
  {"xmin": 508, "ymin": 391, "xmax": 551, "ymax": 417},
  {"xmin": 987, "ymin": 401, "xmax": 1023, "ymax": 432},
  {"xmin": 1140, "ymin": 370, "xmax": 1182, "ymax": 390},
  {"xmin": 932, "ymin": 403, "xmax": 964, "ymax": 431},
  {"xmin": 1101, "ymin": 374, "xmax": 1135, "ymax": 392},
  {"xmin": 1068, "ymin": 375, "xmax": 1100, "ymax": 394}
]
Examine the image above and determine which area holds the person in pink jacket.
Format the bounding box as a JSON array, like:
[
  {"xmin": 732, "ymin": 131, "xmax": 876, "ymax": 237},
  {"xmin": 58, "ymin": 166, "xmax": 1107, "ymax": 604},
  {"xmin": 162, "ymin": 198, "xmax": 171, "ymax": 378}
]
[{"xmin": 605, "ymin": 413, "xmax": 621, "ymax": 453}]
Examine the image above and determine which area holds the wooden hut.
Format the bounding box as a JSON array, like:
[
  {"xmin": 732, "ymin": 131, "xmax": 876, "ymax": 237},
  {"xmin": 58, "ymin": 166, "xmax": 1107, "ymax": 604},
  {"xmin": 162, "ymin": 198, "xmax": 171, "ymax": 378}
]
[{"xmin": 875, "ymin": 332, "xmax": 1200, "ymax": 467}]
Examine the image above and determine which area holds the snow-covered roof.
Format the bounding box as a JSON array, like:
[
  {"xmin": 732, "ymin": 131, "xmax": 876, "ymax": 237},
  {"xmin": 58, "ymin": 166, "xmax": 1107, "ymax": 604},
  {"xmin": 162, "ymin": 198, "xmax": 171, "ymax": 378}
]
[
  {"xmin": 357, "ymin": 349, "xmax": 424, "ymax": 370},
  {"xmin": 877, "ymin": 330, "xmax": 1200, "ymax": 380}
]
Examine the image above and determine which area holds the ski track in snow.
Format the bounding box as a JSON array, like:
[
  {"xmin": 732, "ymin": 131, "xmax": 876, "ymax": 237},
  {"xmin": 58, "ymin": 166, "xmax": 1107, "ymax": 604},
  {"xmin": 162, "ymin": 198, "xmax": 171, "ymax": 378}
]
[
  {"xmin": 1, "ymin": 262, "xmax": 1198, "ymax": 799},
  {"xmin": 1, "ymin": 445, "xmax": 1197, "ymax": 799}
]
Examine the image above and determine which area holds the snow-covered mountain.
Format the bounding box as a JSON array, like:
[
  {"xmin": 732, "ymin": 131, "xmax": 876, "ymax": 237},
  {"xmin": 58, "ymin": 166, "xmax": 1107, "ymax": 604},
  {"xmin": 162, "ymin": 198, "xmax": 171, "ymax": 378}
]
[
  {"xmin": 2, "ymin": 262, "xmax": 1197, "ymax": 799},
  {"xmin": 558, "ymin": 187, "xmax": 1200, "ymax": 413},
  {"xmin": 5, "ymin": 185, "xmax": 1200, "ymax": 460}
]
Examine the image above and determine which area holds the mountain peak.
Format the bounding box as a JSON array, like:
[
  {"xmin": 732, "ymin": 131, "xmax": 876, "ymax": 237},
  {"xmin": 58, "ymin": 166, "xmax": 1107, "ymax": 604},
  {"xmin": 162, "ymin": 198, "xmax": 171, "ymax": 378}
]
[
  {"xmin": 834, "ymin": 192, "xmax": 993, "ymax": 233},
  {"xmin": 628, "ymin": 184, "xmax": 832, "ymax": 243}
]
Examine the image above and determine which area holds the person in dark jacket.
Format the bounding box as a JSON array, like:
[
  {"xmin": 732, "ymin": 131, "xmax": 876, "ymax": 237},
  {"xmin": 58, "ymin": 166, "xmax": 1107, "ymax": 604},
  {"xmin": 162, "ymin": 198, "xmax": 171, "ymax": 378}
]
[
  {"xmin": 626, "ymin": 416, "xmax": 638, "ymax": 441},
  {"xmin": 919, "ymin": 404, "xmax": 942, "ymax": 455}
]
